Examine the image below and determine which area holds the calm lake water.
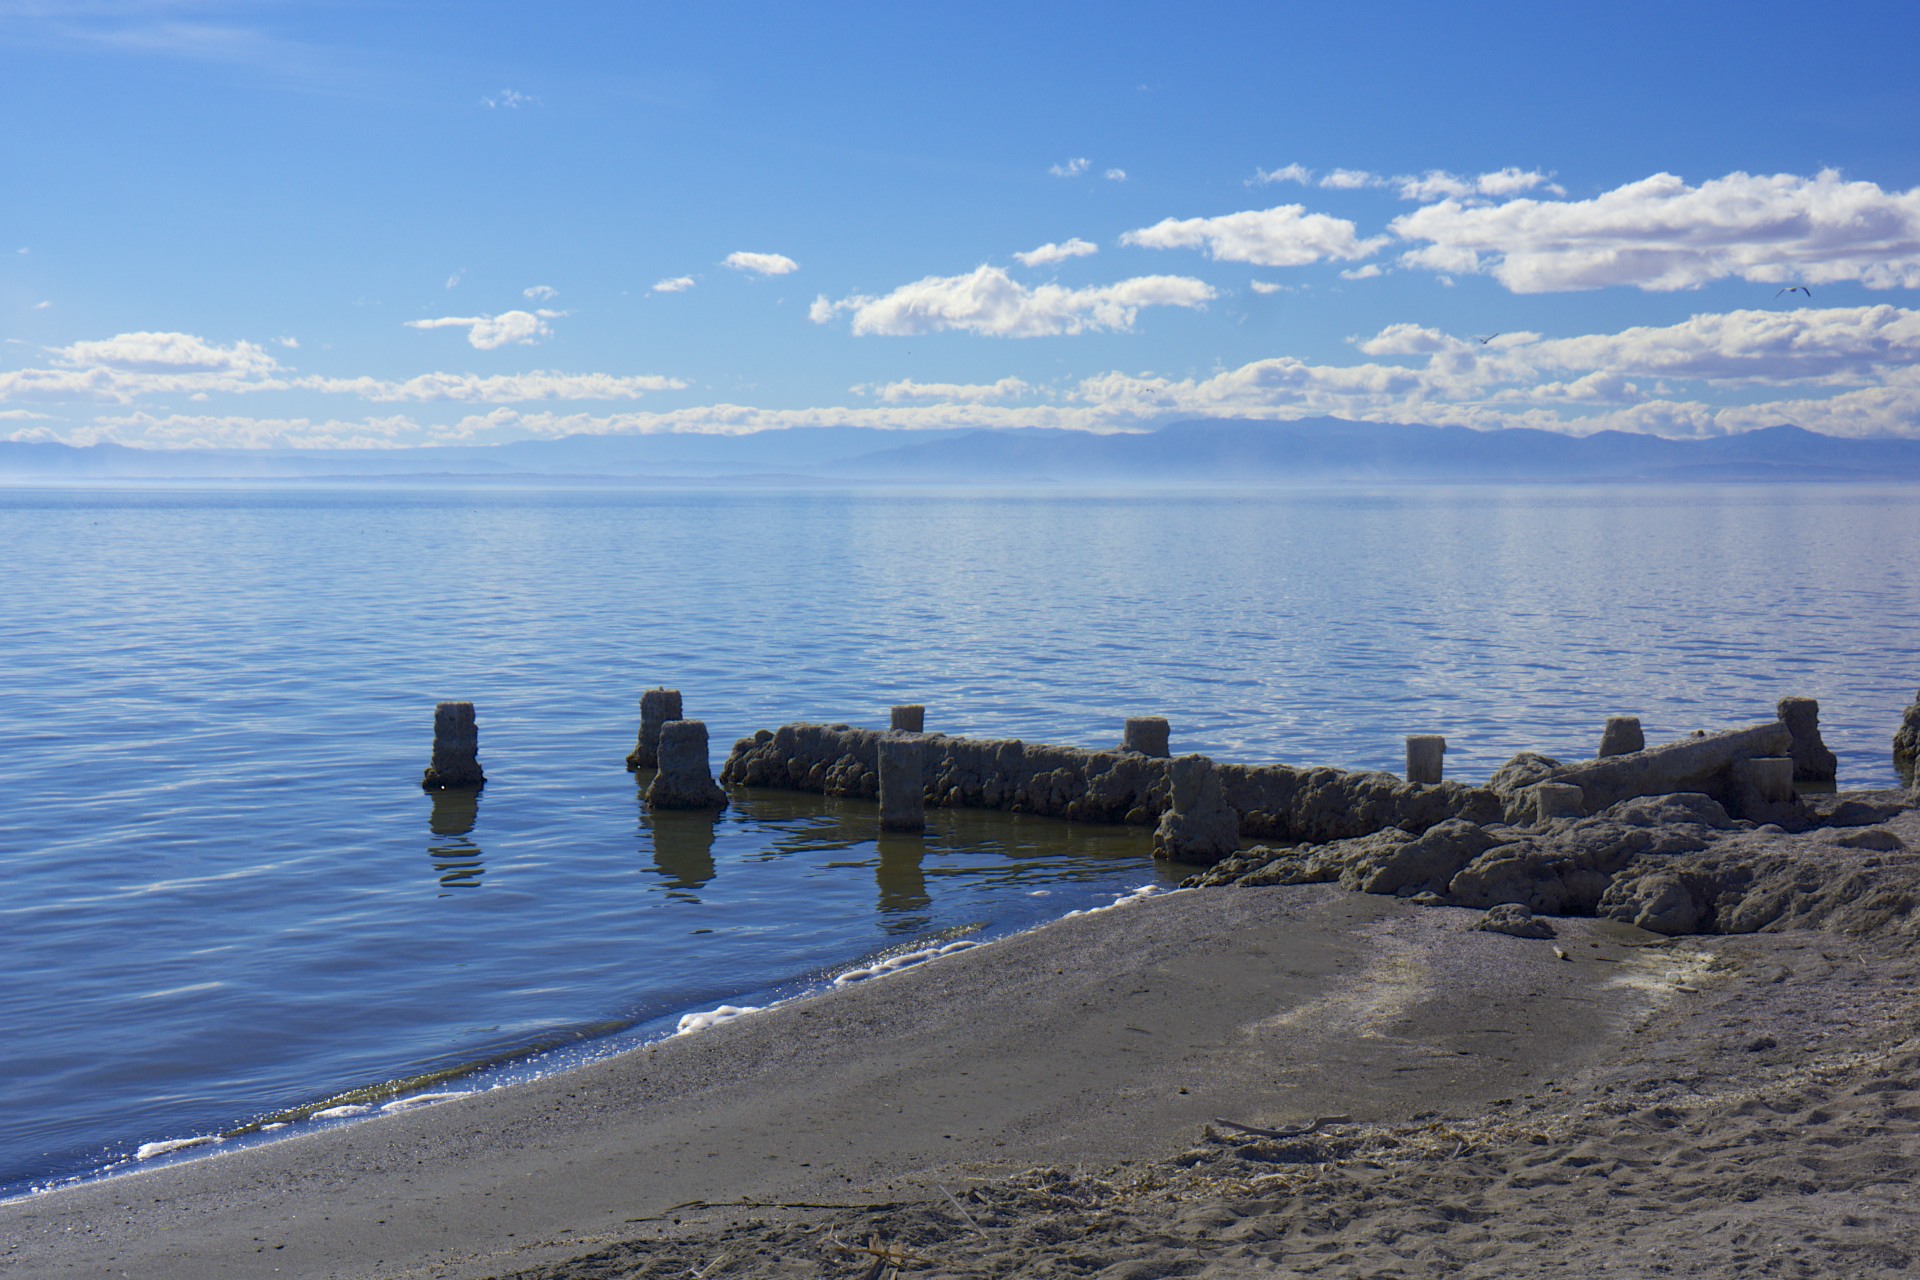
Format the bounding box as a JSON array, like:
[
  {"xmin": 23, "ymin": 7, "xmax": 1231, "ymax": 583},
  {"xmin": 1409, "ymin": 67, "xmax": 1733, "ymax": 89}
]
[{"xmin": 3, "ymin": 483, "xmax": 1917, "ymax": 1194}]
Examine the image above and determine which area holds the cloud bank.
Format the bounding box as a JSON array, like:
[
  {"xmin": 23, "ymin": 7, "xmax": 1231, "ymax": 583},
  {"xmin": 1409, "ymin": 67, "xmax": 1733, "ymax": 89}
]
[{"xmin": 809, "ymin": 266, "xmax": 1215, "ymax": 337}]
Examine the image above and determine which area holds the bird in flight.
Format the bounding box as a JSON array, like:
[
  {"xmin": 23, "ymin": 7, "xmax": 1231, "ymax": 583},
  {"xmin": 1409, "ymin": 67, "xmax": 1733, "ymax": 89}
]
[
  {"xmin": 1473, "ymin": 333, "xmax": 1501, "ymax": 345},
  {"xmin": 1775, "ymin": 286, "xmax": 1811, "ymax": 299}
]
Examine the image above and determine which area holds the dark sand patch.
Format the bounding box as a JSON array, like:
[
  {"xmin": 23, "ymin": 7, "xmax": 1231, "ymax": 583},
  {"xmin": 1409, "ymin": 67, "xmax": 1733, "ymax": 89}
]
[{"xmin": 0, "ymin": 886, "xmax": 1673, "ymax": 1279}]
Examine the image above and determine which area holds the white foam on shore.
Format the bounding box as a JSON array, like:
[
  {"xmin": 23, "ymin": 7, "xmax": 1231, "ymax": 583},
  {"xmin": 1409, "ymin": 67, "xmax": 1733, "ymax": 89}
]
[
  {"xmin": 673, "ymin": 1005, "xmax": 763, "ymax": 1036},
  {"xmin": 380, "ymin": 1091, "xmax": 471, "ymax": 1113},
  {"xmin": 833, "ymin": 939, "xmax": 980, "ymax": 986},
  {"xmin": 312, "ymin": 1104, "xmax": 371, "ymax": 1119},
  {"xmin": 1063, "ymin": 883, "xmax": 1166, "ymax": 918},
  {"xmin": 134, "ymin": 1135, "xmax": 223, "ymax": 1161}
]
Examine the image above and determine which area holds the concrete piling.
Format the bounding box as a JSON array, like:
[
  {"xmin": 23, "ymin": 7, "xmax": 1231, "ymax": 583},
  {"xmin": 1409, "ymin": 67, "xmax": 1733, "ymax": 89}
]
[
  {"xmin": 1406, "ymin": 735, "xmax": 1446, "ymax": 785},
  {"xmin": 1121, "ymin": 717, "xmax": 1171, "ymax": 757},
  {"xmin": 1598, "ymin": 716, "xmax": 1645, "ymax": 758},
  {"xmin": 877, "ymin": 735, "xmax": 927, "ymax": 832},
  {"xmin": 626, "ymin": 688, "xmax": 684, "ymax": 770},
  {"xmin": 643, "ymin": 720, "xmax": 727, "ymax": 810},
  {"xmin": 422, "ymin": 701, "xmax": 485, "ymax": 790},
  {"xmin": 889, "ymin": 705, "xmax": 925, "ymax": 733},
  {"xmin": 1776, "ymin": 697, "xmax": 1837, "ymax": 782},
  {"xmin": 1534, "ymin": 782, "xmax": 1585, "ymax": 821}
]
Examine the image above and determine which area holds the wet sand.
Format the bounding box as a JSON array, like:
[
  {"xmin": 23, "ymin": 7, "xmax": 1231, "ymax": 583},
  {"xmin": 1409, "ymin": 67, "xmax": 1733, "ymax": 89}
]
[{"xmin": 0, "ymin": 883, "xmax": 1706, "ymax": 1279}]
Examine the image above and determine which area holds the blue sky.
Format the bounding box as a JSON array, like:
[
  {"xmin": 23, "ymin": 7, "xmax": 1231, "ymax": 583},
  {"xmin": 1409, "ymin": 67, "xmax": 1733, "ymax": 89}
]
[{"xmin": 5, "ymin": 0, "xmax": 1920, "ymax": 449}]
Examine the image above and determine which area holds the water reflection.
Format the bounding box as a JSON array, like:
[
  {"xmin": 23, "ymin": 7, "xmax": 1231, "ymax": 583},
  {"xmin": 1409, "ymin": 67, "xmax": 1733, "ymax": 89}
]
[
  {"xmin": 648, "ymin": 810, "xmax": 719, "ymax": 899},
  {"xmin": 425, "ymin": 787, "xmax": 485, "ymax": 891},
  {"xmin": 874, "ymin": 831, "xmax": 931, "ymax": 932}
]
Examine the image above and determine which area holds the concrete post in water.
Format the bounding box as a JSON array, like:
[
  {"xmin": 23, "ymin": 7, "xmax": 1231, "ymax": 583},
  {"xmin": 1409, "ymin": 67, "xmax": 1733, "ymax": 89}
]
[
  {"xmin": 1406, "ymin": 735, "xmax": 1446, "ymax": 785},
  {"xmin": 889, "ymin": 705, "xmax": 925, "ymax": 733},
  {"xmin": 422, "ymin": 701, "xmax": 485, "ymax": 790},
  {"xmin": 1152, "ymin": 754, "xmax": 1241, "ymax": 864},
  {"xmin": 1598, "ymin": 716, "xmax": 1645, "ymax": 758},
  {"xmin": 626, "ymin": 688, "xmax": 683, "ymax": 770},
  {"xmin": 1776, "ymin": 697, "xmax": 1837, "ymax": 783},
  {"xmin": 877, "ymin": 735, "xmax": 927, "ymax": 832},
  {"xmin": 1534, "ymin": 782, "xmax": 1585, "ymax": 822},
  {"xmin": 1896, "ymin": 689, "xmax": 1920, "ymax": 784},
  {"xmin": 1731, "ymin": 756, "xmax": 1796, "ymax": 812},
  {"xmin": 1122, "ymin": 717, "xmax": 1171, "ymax": 758},
  {"xmin": 644, "ymin": 720, "xmax": 727, "ymax": 810}
]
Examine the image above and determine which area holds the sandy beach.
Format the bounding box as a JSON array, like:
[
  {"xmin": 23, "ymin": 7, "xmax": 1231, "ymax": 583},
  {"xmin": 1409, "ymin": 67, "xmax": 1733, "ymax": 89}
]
[{"xmin": 7, "ymin": 788, "xmax": 1918, "ymax": 1280}]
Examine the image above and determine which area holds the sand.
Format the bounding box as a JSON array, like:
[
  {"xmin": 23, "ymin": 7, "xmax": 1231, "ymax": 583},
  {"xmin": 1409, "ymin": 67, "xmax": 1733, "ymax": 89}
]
[{"xmin": 4, "ymin": 871, "xmax": 1918, "ymax": 1278}]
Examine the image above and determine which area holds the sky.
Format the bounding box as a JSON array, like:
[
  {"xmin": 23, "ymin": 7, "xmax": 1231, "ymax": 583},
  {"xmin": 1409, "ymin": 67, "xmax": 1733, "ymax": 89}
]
[{"xmin": 4, "ymin": 0, "xmax": 1920, "ymax": 451}]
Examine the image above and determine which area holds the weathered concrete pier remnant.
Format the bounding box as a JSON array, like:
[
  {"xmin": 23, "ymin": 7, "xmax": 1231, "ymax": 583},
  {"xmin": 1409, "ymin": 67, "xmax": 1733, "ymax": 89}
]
[
  {"xmin": 422, "ymin": 701, "xmax": 485, "ymax": 790},
  {"xmin": 1121, "ymin": 717, "xmax": 1171, "ymax": 757},
  {"xmin": 1598, "ymin": 716, "xmax": 1645, "ymax": 758},
  {"xmin": 1500, "ymin": 721, "xmax": 1792, "ymax": 823},
  {"xmin": 626, "ymin": 688, "xmax": 683, "ymax": 771},
  {"xmin": 721, "ymin": 723, "xmax": 1499, "ymax": 849},
  {"xmin": 877, "ymin": 735, "xmax": 927, "ymax": 832},
  {"xmin": 1406, "ymin": 735, "xmax": 1446, "ymax": 785},
  {"xmin": 1153, "ymin": 755, "xmax": 1241, "ymax": 864},
  {"xmin": 1732, "ymin": 756, "xmax": 1796, "ymax": 813},
  {"xmin": 644, "ymin": 720, "xmax": 727, "ymax": 810},
  {"xmin": 1776, "ymin": 697, "xmax": 1837, "ymax": 782},
  {"xmin": 1898, "ymin": 689, "xmax": 1920, "ymax": 783},
  {"xmin": 889, "ymin": 705, "xmax": 925, "ymax": 733},
  {"xmin": 1534, "ymin": 782, "xmax": 1585, "ymax": 821}
]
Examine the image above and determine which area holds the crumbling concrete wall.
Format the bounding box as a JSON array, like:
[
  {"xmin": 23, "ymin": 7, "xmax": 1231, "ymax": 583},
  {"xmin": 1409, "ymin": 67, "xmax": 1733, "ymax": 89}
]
[{"xmin": 720, "ymin": 722, "xmax": 1501, "ymax": 851}]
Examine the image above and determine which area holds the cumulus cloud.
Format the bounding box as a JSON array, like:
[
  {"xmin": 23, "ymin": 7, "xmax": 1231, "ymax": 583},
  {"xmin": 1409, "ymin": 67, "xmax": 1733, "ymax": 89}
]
[
  {"xmin": 1392, "ymin": 169, "xmax": 1920, "ymax": 292},
  {"xmin": 1105, "ymin": 168, "xmax": 1127, "ymax": 182},
  {"xmin": 1395, "ymin": 168, "xmax": 1563, "ymax": 202},
  {"xmin": 1319, "ymin": 168, "xmax": 1382, "ymax": 190},
  {"xmin": 1050, "ymin": 157, "xmax": 1090, "ymax": 178},
  {"xmin": 1248, "ymin": 281, "xmax": 1294, "ymax": 295},
  {"xmin": 523, "ymin": 284, "xmax": 558, "ymax": 301},
  {"xmin": 1122, "ymin": 204, "xmax": 1388, "ymax": 267},
  {"xmin": 1013, "ymin": 238, "xmax": 1099, "ymax": 268},
  {"xmin": 308, "ymin": 371, "xmax": 686, "ymax": 403},
  {"xmin": 1340, "ymin": 264, "xmax": 1384, "ymax": 281},
  {"xmin": 53, "ymin": 331, "xmax": 282, "ymax": 375},
  {"xmin": 404, "ymin": 309, "xmax": 559, "ymax": 350},
  {"xmin": 1252, "ymin": 163, "xmax": 1312, "ymax": 186},
  {"xmin": 855, "ymin": 377, "xmax": 1038, "ymax": 403},
  {"xmin": 724, "ymin": 251, "xmax": 798, "ymax": 276},
  {"xmin": 652, "ymin": 276, "xmax": 696, "ymax": 293},
  {"xmin": 809, "ymin": 265, "xmax": 1216, "ymax": 338}
]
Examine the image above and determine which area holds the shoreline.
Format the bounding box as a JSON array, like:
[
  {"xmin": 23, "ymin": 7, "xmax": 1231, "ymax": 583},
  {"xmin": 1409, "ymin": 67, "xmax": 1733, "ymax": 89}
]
[{"xmin": 1, "ymin": 880, "xmax": 1736, "ymax": 1279}]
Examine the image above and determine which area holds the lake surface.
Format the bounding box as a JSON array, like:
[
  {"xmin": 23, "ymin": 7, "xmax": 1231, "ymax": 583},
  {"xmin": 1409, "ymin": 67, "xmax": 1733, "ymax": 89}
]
[{"xmin": 3, "ymin": 483, "xmax": 1917, "ymax": 1194}]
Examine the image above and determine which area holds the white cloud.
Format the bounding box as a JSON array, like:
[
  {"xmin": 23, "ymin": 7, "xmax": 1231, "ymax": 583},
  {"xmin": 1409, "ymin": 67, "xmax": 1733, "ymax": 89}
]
[
  {"xmin": 523, "ymin": 284, "xmax": 558, "ymax": 302},
  {"xmin": 810, "ymin": 265, "xmax": 1216, "ymax": 338},
  {"xmin": 1122, "ymin": 204, "xmax": 1388, "ymax": 267},
  {"xmin": 1319, "ymin": 168, "xmax": 1383, "ymax": 190},
  {"xmin": 1050, "ymin": 157, "xmax": 1090, "ymax": 178},
  {"xmin": 652, "ymin": 276, "xmax": 696, "ymax": 293},
  {"xmin": 1392, "ymin": 169, "xmax": 1920, "ymax": 292},
  {"xmin": 1105, "ymin": 168, "xmax": 1127, "ymax": 182},
  {"xmin": 855, "ymin": 377, "xmax": 1038, "ymax": 403},
  {"xmin": 1013, "ymin": 238, "xmax": 1099, "ymax": 268},
  {"xmin": 33, "ymin": 300, "xmax": 52, "ymax": 309},
  {"xmin": 445, "ymin": 269, "xmax": 465, "ymax": 290},
  {"xmin": 1340, "ymin": 264, "xmax": 1383, "ymax": 281},
  {"xmin": 404, "ymin": 309, "xmax": 559, "ymax": 350},
  {"xmin": 53, "ymin": 331, "xmax": 281, "ymax": 375},
  {"xmin": 1248, "ymin": 281, "xmax": 1294, "ymax": 295},
  {"xmin": 310, "ymin": 370, "xmax": 685, "ymax": 403},
  {"xmin": 1252, "ymin": 164, "xmax": 1312, "ymax": 186},
  {"xmin": 723, "ymin": 251, "xmax": 798, "ymax": 276},
  {"xmin": 482, "ymin": 89, "xmax": 538, "ymax": 109},
  {"xmin": 1394, "ymin": 168, "xmax": 1563, "ymax": 203}
]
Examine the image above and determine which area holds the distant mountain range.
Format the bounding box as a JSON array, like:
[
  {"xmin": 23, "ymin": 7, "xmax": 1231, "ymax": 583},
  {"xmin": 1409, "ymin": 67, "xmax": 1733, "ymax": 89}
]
[{"xmin": 5, "ymin": 419, "xmax": 1920, "ymax": 485}]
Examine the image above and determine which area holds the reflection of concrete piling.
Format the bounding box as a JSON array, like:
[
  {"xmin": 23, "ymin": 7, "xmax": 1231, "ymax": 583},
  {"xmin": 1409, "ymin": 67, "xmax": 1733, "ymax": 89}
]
[
  {"xmin": 878, "ymin": 736, "xmax": 927, "ymax": 832},
  {"xmin": 627, "ymin": 688, "xmax": 684, "ymax": 770},
  {"xmin": 889, "ymin": 705, "xmax": 925, "ymax": 733},
  {"xmin": 1406, "ymin": 735, "xmax": 1446, "ymax": 785},
  {"xmin": 1598, "ymin": 716, "xmax": 1644, "ymax": 758},
  {"xmin": 1535, "ymin": 782, "xmax": 1584, "ymax": 821},
  {"xmin": 644, "ymin": 720, "xmax": 727, "ymax": 810},
  {"xmin": 1122, "ymin": 717, "xmax": 1170, "ymax": 757},
  {"xmin": 422, "ymin": 701, "xmax": 485, "ymax": 790},
  {"xmin": 1776, "ymin": 697, "xmax": 1837, "ymax": 782}
]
